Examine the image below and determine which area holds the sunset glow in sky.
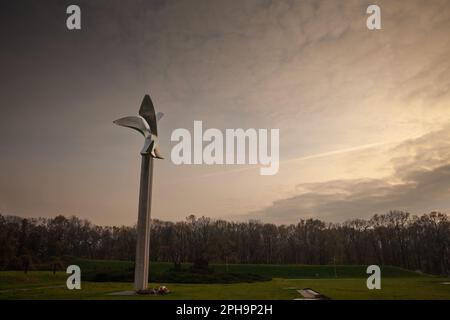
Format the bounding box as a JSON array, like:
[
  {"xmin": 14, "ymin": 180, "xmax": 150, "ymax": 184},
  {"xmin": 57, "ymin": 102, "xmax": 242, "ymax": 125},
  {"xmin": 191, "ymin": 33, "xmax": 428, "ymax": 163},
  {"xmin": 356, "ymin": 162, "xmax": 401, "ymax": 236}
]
[{"xmin": 1, "ymin": 0, "xmax": 450, "ymax": 225}]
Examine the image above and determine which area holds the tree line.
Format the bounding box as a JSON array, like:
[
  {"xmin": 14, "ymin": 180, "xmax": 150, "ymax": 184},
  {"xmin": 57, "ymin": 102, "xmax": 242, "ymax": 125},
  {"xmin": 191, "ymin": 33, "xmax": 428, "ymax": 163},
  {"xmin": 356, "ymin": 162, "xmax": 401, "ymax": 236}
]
[{"xmin": 0, "ymin": 211, "xmax": 449, "ymax": 275}]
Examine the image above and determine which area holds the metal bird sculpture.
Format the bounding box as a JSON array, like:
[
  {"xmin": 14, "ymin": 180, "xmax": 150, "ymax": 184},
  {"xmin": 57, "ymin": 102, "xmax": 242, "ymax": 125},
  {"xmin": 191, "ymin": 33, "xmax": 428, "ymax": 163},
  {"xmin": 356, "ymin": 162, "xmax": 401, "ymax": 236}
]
[
  {"xmin": 113, "ymin": 94, "xmax": 164, "ymax": 291},
  {"xmin": 113, "ymin": 94, "xmax": 164, "ymax": 158}
]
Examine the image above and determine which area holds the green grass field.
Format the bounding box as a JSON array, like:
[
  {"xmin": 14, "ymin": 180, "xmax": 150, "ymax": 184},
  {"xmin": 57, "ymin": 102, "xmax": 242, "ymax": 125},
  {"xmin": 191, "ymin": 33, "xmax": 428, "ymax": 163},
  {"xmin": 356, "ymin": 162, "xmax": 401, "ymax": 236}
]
[
  {"xmin": 68, "ymin": 258, "xmax": 429, "ymax": 278},
  {"xmin": 1, "ymin": 260, "xmax": 449, "ymax": 300}
]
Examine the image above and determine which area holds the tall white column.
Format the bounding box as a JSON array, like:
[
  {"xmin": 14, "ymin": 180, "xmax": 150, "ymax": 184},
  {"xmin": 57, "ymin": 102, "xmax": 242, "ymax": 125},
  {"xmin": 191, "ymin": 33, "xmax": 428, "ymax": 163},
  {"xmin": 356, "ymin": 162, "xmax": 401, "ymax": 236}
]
[{"xmin": 134, "ymin": 154, "xmax": 154, "ymax": 291}]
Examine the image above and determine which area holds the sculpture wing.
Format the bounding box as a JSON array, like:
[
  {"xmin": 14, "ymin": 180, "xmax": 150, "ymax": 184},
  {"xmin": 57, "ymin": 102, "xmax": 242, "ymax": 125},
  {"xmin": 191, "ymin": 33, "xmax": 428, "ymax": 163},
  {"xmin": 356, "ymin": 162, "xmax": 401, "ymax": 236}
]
[
  {"xmin": 113, "ymin": 116, "xmax": 150, "ymax": 137},
  {"xmin": 152, "ymin": 143, "xmax": 164, "ymax": 159},
  {"xmin": 139, "ymin": 95, "xmax": 158, "ymax": 136}
]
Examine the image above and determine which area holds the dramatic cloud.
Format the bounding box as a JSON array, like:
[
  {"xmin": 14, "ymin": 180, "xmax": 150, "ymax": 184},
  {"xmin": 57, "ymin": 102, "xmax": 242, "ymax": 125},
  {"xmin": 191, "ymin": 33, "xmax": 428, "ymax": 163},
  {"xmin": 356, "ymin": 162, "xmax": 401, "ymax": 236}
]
[
  {"xmin": 1, "ymin": 0, "xmax": 450, "ymax": 225},
  {"xmin": 252, "ymin": 126, "xmax": 450, "ymax": 223}
]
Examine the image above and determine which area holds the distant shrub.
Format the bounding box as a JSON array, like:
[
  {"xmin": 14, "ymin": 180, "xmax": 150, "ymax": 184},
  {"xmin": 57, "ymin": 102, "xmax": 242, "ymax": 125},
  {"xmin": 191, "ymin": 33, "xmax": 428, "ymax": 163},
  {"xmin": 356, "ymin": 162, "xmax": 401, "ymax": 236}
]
[
  {"xmin": 85, "ymin": 271, "xmax": 134, "ymax": 282},
  {"xmin": 151, "ymin": 271, "xmax": 271, "ymax": 284}
]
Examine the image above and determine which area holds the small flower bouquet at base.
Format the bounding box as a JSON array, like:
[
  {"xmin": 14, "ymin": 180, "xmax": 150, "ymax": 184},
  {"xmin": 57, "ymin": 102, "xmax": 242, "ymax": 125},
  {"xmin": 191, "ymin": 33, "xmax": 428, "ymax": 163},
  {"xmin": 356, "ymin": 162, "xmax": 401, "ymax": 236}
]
[{"xmin": 136, "ymin": 286, "xmax": 170, "ymax": 295}]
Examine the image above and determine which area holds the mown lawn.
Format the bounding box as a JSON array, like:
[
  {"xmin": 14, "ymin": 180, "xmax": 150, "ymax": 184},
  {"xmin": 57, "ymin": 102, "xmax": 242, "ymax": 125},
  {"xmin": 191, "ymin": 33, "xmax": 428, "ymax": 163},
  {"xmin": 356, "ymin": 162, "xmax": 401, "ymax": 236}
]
[
  {"xmin": 1, "ymin": 263, "xmax": 449, "ymax": 300},
  {"xmin": 70, "ymin": 258, "xmax": 426, "ymax": 278}
]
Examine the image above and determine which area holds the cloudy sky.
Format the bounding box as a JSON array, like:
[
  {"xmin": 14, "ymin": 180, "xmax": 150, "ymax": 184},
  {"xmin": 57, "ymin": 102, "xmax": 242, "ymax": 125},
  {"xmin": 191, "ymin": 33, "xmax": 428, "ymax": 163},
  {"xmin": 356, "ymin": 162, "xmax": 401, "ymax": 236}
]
[{"xmin": 1, "ymin": 0, "xmax": 450, "ymax": 225}]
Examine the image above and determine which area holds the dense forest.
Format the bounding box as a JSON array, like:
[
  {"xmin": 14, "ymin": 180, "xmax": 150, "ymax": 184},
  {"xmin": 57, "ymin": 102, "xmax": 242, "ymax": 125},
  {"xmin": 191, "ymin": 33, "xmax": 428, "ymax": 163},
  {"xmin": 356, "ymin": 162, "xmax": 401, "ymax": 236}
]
[{"xmin": 0, "ymin": 211, "xmax": 449, "ymax": 275}]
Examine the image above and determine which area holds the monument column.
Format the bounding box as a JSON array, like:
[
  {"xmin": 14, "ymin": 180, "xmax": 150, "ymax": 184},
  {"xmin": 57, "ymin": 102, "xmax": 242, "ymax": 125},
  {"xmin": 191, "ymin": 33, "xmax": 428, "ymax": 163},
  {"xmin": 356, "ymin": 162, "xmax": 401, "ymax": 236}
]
[
  {"xmin": 114, "ymin": 94, "xmax": 164, "ymax": 293},
  {"xmin": 134, "ymin": 154, "xmax": 154, "ymax": 291}
]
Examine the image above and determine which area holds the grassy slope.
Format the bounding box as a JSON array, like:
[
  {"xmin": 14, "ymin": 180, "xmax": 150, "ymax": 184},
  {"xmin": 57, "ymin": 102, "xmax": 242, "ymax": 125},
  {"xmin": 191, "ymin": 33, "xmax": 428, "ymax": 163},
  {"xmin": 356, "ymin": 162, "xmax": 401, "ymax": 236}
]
[{"xmin": 70, "ymin": 258, "xmax": 424, "ymax": 278}]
